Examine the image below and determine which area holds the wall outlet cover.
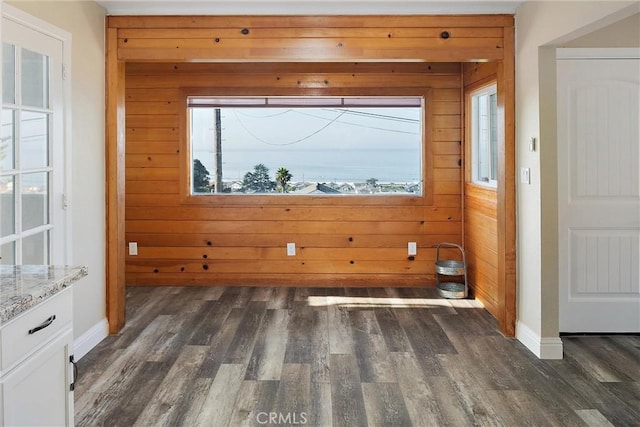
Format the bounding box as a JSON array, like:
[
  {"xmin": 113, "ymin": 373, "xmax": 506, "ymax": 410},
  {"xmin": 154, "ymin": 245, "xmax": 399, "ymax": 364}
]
[
  {"xmin": 128, "ymin": 242, "xmax": 138, "ymax": 256},
  {"xmin": 286, "ymin": 242, "xmax": 296, "ymax": 256},
  {"xmin": 408, "ymin": 242, "xmax": 417, "ymax": 256}
]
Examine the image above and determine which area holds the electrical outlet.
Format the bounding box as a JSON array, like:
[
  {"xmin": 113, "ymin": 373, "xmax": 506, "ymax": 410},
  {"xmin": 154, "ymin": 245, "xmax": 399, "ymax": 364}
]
[
  {"xmin": 287, "ymin": 243, "xmax": 296, "ymax": 256},
  {"xmin": 408, "ymin": 242, "xmax": 417, "ymax": 256},
  {"xmin": 520, "ymin": 167, "xmax": 530, "ymax": 184},
  {"xmin": 128, "ymin": 242, "xmax": 138, "ymax": 256}
]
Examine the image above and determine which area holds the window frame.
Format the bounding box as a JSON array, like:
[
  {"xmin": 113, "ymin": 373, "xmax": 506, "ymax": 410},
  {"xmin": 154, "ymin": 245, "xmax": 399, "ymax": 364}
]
[
  {"xmin": 179, "ymin": 87, "xmax": 434, "ymax": 206},
  {"xmin": 468, "ymin": 81, "xmax": 498, "ymax": 188}
]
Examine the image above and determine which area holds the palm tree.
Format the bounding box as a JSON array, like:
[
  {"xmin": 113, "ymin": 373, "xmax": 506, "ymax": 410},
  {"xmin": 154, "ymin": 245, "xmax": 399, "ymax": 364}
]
[{"xmin": 275, "ymin": 167, "xmax": 293, "ymax": 193}]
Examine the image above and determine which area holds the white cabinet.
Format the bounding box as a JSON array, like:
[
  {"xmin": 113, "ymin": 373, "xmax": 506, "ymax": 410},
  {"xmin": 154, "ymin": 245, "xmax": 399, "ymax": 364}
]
[{"xmin": 0, "ymin": 288, "xmax": 75, "ymax": 427}]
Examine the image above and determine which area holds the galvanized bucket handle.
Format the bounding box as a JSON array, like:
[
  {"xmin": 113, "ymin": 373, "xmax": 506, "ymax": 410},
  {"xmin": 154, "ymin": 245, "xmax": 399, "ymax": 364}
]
[{"xmin": 435, "ymin": 242, "xmax": 465, "ymax": 265}]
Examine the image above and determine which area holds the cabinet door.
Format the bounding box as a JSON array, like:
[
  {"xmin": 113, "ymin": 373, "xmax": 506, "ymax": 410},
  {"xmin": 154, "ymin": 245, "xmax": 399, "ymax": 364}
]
[{"xmin": 1, "ymin": 329, "xmax": 73, "ymax": 427}]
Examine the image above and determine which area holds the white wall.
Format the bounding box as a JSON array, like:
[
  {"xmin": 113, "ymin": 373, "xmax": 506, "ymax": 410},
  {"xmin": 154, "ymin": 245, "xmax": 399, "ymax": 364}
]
[
  {"xmin": 566, "ymin": 12, "xmax": 640, "ymax": 48},
  {"xmin": 6, "ymin": 0, "xmax": 107, "ymax": 356},
  {"xmin": 515, "ymin": 0, "xmax": 638, "ymax": 358}
]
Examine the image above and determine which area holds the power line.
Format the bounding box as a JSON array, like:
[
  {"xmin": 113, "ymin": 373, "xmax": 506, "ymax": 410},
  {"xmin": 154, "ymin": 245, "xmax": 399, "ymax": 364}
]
[
  {"xmin": 324, "ymin": 108, "xmax": 420, "ymax": 123},
  {"xmin": 293, "ymin": 110, "xmax": 418, "ymax": 135},
  {"xmin": 236, "ymin": 109, "xmax": 292, "ymax": 118},
  {"xmin": 232, "ymin": 109, "xmax": 347, "ymax": 146}
]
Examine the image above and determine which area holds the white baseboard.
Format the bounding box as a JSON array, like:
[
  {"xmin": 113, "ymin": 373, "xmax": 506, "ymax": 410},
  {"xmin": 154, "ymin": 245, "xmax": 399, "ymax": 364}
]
[
  {"xmin": 74, "ymin": 318, "xmax": 109, "ymax": 361},
  {"xmin": 516, "ymin": 321, "xmax": 564, "ymax": 360}
]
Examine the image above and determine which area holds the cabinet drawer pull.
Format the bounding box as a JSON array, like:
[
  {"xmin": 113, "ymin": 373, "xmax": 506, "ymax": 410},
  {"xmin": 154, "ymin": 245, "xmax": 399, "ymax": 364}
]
[
  {"xmin": 69, "ymin": 355, "xmax": 78, "ymax": 391},
  {"xmin": 28, "ymin": 315, "xmax": 56, "ymax": 335}
]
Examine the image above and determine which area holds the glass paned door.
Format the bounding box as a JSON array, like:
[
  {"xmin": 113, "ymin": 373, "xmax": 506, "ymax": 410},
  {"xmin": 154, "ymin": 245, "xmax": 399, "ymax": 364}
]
[{"xmin": 1, "ymin": 15, "xmax": 65, "ymax": 265}]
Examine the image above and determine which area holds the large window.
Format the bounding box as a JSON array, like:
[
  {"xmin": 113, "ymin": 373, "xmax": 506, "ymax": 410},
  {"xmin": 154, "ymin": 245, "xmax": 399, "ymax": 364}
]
[
  {"xmin": 188, "ymin": 96, "xmax": 423, "ymax": 196},
  {"xmin": 470, "ymin": 84, "xmax": 498, "ymax": 187}
]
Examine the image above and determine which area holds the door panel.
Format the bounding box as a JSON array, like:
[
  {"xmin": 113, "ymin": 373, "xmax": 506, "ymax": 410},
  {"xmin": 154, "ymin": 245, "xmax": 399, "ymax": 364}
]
[{"xmin": 557, "ymin": 50, "xmax": 640, "ymax": 332}]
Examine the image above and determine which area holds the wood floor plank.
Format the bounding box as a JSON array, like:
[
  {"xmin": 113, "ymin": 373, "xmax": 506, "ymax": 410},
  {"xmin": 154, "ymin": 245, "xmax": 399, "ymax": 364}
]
[
  {"xmin": 250, "ymin": 286, "xmax": 274, "ymax": 302},
  {"xmin": 437, "ymin": 353, "xmax": 507, "ymax": 426},
  {"xmin": 109, "ymin": 287, "xmax": 175, "ymax": 349},
  {"xmin": 483, "ymin": 389, "xmax": 560, "ymax": 427},
  {"xmin": 77, "ymin": 360, "xmax": 167, "ymax": 427},
  {"xmin": 310, "ymin": 380, "xmax": 333, "ymax": 427},
  {"xmin": 284, "ymin": 301, "xmax": 315, "ymax": 364},
  {"xmin": 198, "ymin": 307, "xmax": 244, "ymax": 378},
  {"xmin": 601, "ymin": 381, "xmax": 640, "ymax": 411},
  {"xmin": 395, "ymin": 310, "xmax": 445, "ymax": 375},
  {"xmin": 133, "ymin": 345, "xmax": 210, "ymax": 426},
  {"xmin": 145, "ymin": 300, "xmax": 208, "ymax": 363},
  {"xmin": 575, "ymin": 409, "xmax": 616, "ymax": 427},
  {"xmin": 310, "ymin": 310, "xmax": 331, "ymax": 383},
  {"xmin": 191, "ymin": 363, "xmax": 246, "ymax": 427},
  {"xmin": 275, "ymin": 363, "xmax": 312, "ymax": 421},
  {"xmin": 361, "ymin": 382, "xmax": 412, "ymax": 427},
  {"xmin": 328, "ymin": 304, "xmax": 356, "ymax": 354},
  {"xmin": 75, "ymin": 314, "xmax": 176, "ymax": 424},
  {"xmin": 427, "ymin": 375, "xmax": 476, "ymax": 426},
  {"xmin": 350, "ymin": 310, "xmax": 397, "ymax": 383},
  {"xmin": 266, "ymin": 287, "xmax": 296, "ymax": 309},
  {"xmin": 74, "ymin": 344, "xmax": 123, "ymax": 399},
  {"xmin": 197, "ymin": 285, "xmax": 225, "ymax": 301},
  {"xmin": 228, "ymin": 380, "xmax": 279, "ymax": 427},
  {"xmin": 548, "ymin": 353, "xmax": 640, "ymax": 426},
  {"xmin": 469, "ymin": 335, "xmax": 525, "ymax": 390},
  {"xmin": 174, "ymin": 378, "xmax": 214, "ymax": 427},
  {"xmin": 488, "ymin": 341, "xmax": 591, "ymax": 426},
  {"xmin": 245, "ymin": 309, "xmax": 290, "ymax": 380},
  {"xmin": 223, "ymin": 301, "xmax": 268, "ymax": 364},
  {"xmin": 563, "ymin": 337, "xmax": 636, "ymax": 382},
  {"xmin": 390, "ymin": 352, "xmax": 444, "ymax": 426},
  {"xmin": 330, "ymin": 354, "xmax": 368, "ymax": 427},
  {"xmin": 374, "ymin": 308, "xmax": 413, "ymax": 353},
  {"xmin": 188, "ymin": 300, "xmax": 233, "ymax": 346}
]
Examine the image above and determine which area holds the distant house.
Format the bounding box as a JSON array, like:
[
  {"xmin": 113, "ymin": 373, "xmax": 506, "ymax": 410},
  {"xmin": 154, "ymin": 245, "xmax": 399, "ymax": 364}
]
[
  {"xmin": 296, "ymin": 183, "xmax": 342, "ymax": 194},
  {"xmin": 406, "ymin": 183, "xmax": 421, "ymax": 193},
  {"xmin": 338, "ymin": 183, "xmax": 356, "ymax": 193}
]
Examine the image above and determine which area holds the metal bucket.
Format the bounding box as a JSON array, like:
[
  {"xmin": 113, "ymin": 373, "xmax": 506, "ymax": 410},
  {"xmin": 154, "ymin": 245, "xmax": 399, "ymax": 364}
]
[
  {"xmin": 435, "ymin": 260, "xmax": 465, "ymax": 276},
  {"xmin": 437, "ymin": 282, "xmax": 466, "ymax": 299}
]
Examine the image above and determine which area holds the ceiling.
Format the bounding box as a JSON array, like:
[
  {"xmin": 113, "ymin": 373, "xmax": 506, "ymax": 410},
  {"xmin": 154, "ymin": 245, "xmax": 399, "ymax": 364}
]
[{"xmin": 96, "ymin": 0, "xmax": 524, "ymax": 16}]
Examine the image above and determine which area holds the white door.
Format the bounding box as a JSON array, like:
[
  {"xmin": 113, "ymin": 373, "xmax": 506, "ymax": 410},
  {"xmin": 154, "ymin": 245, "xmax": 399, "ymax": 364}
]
[
  {"xmin": 1, "ymin": 8, "xmax": 67, "ymax": 265},
  {"xmin": 557, "ymin": 48, "xmax": 640, "ymax": 332}
]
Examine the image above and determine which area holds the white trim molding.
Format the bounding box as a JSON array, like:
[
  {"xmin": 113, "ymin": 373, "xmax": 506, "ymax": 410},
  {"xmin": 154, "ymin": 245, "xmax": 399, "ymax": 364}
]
[
  {"xmin": 96, "ymin": 0, "xmax": 524, "ymax": 16},
  {"xmin": 516, "ymin": 321, "xmax": 564, "ymax": 360},
  {"xmin": 557, "ymin": 47, "xmax": 640, "ymax": 60},
  {"xmin": 74, "ymin": 318, "xmax": 109, "ymax": 361}
]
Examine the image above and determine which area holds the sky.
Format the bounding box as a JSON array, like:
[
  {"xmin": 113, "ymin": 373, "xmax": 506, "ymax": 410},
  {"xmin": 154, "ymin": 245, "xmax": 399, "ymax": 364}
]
[{"xmin": 191, "ymin": 105, "xmax": 423, "ymax": 183}]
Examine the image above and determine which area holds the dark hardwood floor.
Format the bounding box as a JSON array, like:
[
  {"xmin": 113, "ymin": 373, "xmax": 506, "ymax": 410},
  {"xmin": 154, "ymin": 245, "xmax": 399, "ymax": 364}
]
[{"xmin": 75, "ymin": 286, "xmax": 640, "ymax": 426}]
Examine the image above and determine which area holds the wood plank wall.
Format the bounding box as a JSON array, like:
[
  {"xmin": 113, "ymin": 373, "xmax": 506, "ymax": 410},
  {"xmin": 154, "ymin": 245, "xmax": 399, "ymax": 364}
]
[
  {"xmin": 462, "ymin": 62, "xmax": 500, "ymax": 316},
  {"xmin": 124, "ymin": 62, "xmax": 463, "ymax": 286},
  {"xmin": 106, "ymin": 15, "xmax": 515, "ymax": 334}
]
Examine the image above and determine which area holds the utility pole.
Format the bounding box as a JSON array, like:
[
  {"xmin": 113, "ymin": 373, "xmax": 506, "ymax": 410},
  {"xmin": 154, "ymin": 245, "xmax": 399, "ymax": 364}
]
[{"xmin": 213, "ymin": 108, "xmax": 223, "ymax": 193}]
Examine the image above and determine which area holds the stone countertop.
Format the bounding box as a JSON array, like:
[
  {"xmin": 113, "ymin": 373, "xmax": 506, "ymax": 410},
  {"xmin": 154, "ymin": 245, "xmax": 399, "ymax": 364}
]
[{"xmin": 0, "ymin": 265, "xmax": 88, "ymax": 325}]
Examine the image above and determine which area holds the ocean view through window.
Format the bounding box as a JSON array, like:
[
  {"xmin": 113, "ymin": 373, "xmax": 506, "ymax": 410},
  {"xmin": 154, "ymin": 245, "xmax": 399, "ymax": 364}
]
[{"xmin": 188, "ymin": 96, "xmax": 423, "ymax": 196}]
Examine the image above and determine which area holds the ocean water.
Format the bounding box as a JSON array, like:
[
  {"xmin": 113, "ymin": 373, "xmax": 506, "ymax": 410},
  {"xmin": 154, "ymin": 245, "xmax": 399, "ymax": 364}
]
[{"xmin": 193, "ymin": 148, "xmax": 422, "ymax": 183}]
